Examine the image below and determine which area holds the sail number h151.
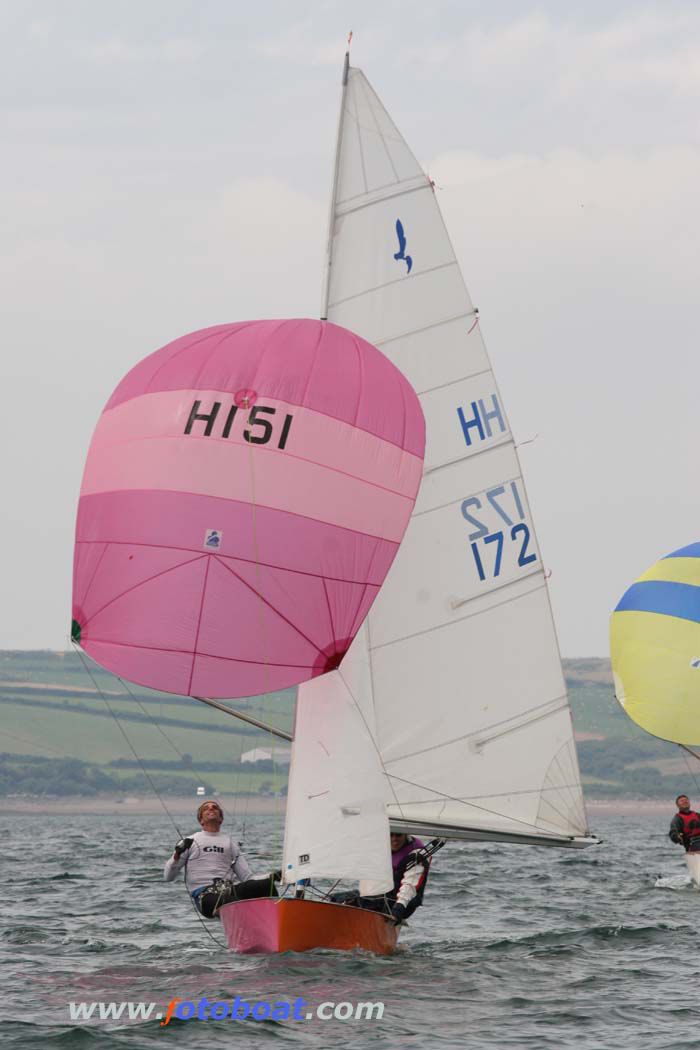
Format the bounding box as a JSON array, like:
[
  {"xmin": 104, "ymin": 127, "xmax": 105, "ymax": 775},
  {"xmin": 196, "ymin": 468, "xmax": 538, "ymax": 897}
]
[{"xmin": 184, "ymin": 400, "xmax": 294, "ymax": 449}]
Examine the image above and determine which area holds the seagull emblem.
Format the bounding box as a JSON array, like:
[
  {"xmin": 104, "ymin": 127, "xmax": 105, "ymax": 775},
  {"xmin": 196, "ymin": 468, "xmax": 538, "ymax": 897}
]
[{"xmin": 393, "ymin": 219, "xmax": 412, "ymax": 274}]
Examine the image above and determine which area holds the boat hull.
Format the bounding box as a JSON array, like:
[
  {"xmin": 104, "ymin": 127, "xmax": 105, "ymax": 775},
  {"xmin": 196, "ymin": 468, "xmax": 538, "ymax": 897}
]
[
  {"xmin": 687, "ymin": 854, "xmax": 700, "ymax": 886},
  {"xmin": 219, "ymin": 897, "xmax": 399, "ymax": 954}
]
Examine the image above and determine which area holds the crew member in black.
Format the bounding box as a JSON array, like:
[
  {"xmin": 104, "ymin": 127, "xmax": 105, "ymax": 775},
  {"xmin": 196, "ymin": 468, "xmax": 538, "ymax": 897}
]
[{"xmin": 669, "ymin": 794, "xmax": 700, "ymax": 853}]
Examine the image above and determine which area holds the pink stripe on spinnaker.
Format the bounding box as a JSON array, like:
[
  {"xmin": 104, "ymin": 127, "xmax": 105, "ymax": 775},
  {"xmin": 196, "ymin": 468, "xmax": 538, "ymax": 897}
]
[
  {"xmin": 81, "ymin": 435, "xmax": 413, "ymax": 543},
  {"xmin": 85, "ymin": 639, "xmax": 312, "ymax": 699},
  {"xmin": 75, "ymin": 491, "xmax": 398, "ymax": 583},
  {"xmin": 89, "ymin": 390, "xmax": 423, "ymax": 500}
]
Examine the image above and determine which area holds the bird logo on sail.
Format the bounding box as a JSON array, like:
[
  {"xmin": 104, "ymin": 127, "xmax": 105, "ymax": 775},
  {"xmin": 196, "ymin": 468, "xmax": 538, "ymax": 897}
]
[{"xmin": 393, "ymin": 219, "xmax": 412, "ymax": 274}]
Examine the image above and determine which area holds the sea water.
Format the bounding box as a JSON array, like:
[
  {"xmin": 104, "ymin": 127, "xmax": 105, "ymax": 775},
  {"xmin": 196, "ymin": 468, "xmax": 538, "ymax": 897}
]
[{"xmin": 1, "ymin": 810, "xmax": 698, "ymax": 1049}]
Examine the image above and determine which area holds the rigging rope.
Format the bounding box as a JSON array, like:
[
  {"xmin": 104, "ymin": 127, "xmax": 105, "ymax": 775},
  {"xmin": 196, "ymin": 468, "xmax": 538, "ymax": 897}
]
[
  {"xmin": 70, "ymin": 641, "xmax": 184, "ymax": 837},
  {"xmin": 71, "ymin": 642, "xmax": 233, "ymax": 948},
  {"xmin": 679, "ymin": 745, "xmax": 700, "ymax": 800},
  {"xmin": 116, "ymin": 674, "xmax": 218, "ymax": 795}
]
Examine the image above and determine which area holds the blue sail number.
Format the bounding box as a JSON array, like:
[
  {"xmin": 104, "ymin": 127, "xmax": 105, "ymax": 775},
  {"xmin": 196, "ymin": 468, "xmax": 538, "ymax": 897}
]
[{"xmin": 462, "ymin": 481, "xmax": 537, "ymax": 581}]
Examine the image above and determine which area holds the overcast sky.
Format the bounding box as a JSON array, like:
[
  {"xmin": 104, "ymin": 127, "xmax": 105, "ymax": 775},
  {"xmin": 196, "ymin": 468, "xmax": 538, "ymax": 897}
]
[{"xmin": 3, "ymin": 1, "xmax": 698, "ymax": 657}]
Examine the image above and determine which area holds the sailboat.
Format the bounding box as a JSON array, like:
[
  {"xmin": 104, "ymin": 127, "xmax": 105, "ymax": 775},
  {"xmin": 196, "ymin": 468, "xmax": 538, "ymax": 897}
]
[
  {"xmin": 610, "ymin": 543, "xmax": 700, "ymax": 883},
  {"xmin": 218, "ymin": 53, "xmax": 598, "ymax": 954},
  {"xmin": 73, "ymin": 52, "xmax": 598, "ymax": 957}
]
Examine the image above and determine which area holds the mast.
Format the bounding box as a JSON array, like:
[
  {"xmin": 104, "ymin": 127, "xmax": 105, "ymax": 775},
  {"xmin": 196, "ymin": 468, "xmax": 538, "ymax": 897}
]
[{"xmin": 320, "ymin": 50, "xmax": 350, "ymax": 320}]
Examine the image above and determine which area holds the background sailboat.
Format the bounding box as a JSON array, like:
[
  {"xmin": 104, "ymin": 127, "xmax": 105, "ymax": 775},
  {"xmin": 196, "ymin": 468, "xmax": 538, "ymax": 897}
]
[{"xmin": 611, "ymin": 543, "xmax": 700, "ymax": 882}]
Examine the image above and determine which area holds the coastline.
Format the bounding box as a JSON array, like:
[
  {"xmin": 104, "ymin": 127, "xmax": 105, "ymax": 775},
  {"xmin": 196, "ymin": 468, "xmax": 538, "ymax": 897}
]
[
  {"xmin": 0, "ymin": 795, "xmax": 286, "ymax": 816},
  {"xmin": 0, "ymin": 796, "xmax": 673, "ymax": 816}
]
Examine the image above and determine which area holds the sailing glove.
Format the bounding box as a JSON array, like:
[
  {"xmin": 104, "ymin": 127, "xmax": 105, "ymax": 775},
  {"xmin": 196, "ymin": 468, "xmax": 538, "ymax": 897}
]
[
  {"xmin": 391, "ymin": 902, "xmax": 407, "ymax": 923},
  {"xmin": 174, "ymin": 837, "xmax": 194, "ymax": 857}
]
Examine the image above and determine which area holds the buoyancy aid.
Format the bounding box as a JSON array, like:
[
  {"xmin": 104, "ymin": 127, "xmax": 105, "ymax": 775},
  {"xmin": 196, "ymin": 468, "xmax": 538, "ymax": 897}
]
[
  {"xmin": 392, "ymin": 836, "xmax": 430, "ymax": 915},
  {"xmin": 391, "ymin": 836, "xmax": 424, "ymax": 879},
  {"xmin": 676, "ymin": 810, "xmax": 700, "ymax": 852}
]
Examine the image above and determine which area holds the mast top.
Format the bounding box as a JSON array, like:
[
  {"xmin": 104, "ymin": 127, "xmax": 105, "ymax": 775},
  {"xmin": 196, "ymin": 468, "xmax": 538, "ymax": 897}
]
[{"xmin": 342, "ymin": 30, "xmax": 352, "ymax": 84}]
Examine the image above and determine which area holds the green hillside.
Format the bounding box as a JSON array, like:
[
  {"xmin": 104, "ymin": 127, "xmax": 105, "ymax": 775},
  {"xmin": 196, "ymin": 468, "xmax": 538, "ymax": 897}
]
[
  {"xmin": 0, "ymin": 650, "xmax": 293, "ymax": 798},
  {"xmin": 0, "ymin": 651, "xmax": 693, "ymax": 800}
]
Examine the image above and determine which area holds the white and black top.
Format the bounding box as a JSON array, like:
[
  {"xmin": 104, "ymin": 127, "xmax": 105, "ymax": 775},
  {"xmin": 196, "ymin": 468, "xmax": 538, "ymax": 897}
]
[{"xmin": 163, "ymin": 830, "xmax": 252, "ymax": 894}]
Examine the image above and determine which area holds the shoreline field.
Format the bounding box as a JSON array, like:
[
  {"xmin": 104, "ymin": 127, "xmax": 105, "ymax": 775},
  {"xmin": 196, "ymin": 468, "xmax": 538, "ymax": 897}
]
[
  {"xmin": 0, "ymin": 795, "xmax": 285, "ymax": 816},
  {"xmin": 0, "ymin": 796, "xmax": 673, "ymax": 816}
]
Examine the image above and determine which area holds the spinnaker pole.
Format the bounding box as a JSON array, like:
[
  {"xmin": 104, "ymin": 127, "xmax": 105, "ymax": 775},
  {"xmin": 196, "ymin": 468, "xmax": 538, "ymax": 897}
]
[{"xmin": 194, "ymin": 695, "xmax": 292, "ymax": 741}]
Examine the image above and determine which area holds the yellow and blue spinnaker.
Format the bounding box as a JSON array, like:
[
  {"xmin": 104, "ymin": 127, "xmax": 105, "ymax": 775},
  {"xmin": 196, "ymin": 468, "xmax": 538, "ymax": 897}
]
[{"xmin": 610, "ymin": 543, "xmax": 700, "ymax": 745}]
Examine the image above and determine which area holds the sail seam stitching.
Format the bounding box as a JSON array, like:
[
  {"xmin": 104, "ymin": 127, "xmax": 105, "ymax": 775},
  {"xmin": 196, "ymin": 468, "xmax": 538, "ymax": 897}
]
[
  {"xmin": 81, "ymin": 554, "xmax": 208, "ymax": 628},
  {"xmin": 187, "ymin": 556, "xmax": 211, "ymax": 695},
  {"xmin": 350, "ymin": 78, "xmax": 369, "ymax": 195},
  {"xmin": 421, "ymin": 436, "xmax": 514, "ymax": 479},
  {"xmin": 416, "ymin": 470, "xmax": 525, "ymax": 520},
  {"xmin": 385, "ymin": 773, "xmax": 561, "ymax": 834},
  {"xmin": 417, "ymin": 367, "xmax": 492, "ymax": 398},
  {"xmin": 338, "ymin": 658, "xmax": 407, "ymax": 820},
  {"xmin": 357, "ymin": 72, "xmax": 400, "ymax": 183},
  {"xmin": 335, "ymin": 180, "xmax": 428, "ymax": 216},
  {"xmin": 78, "ymin": 541, "xmax": 110, "ymax": 612},
  {"xmin": 329, "ymin": 259, "xmax": 457, "ymax": 309},
  {"xmin": 369, "ymin": 577, "xmax": 546, "ymax": 652},
  {"xmin": 383, "ymin": 695, "xmax": 569, "ymax": 764},
  {"xmin": 374, "ymin": 309, "xmax": 479, "ymax": 349},
  {"xmin": 83, "ymin": 635, "xmax": 315, "ymax": 669},
  {"xmin": 214, "ymin": 556, "xmax": 326, "ymax": 657},
  {"xmin": 76, "ymin": 538, "xmax": 392, "ymax": 588}
]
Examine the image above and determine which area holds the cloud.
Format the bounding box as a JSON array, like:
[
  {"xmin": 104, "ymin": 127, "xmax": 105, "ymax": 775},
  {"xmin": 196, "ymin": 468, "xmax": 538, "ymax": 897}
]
[
  {"xmin": 426, "ymin": 143, "xmax": 699, "ymax": 654},
  {"xmin": 403, "ymin": 9, "xmax": 700, "ymax": 100},
  {"xmin": 76, "ymin": 36, "xmax": 205, "ymax": 64},
  {"xmin": 431, "ymin": 145, "xmax": 700, "ymax": 291}
]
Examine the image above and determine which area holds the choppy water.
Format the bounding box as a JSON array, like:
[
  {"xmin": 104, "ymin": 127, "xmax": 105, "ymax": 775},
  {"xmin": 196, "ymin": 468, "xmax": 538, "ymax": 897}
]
[{"xmin": 2, "ymin": 810, "xmax": 699, "ymax": 1049}]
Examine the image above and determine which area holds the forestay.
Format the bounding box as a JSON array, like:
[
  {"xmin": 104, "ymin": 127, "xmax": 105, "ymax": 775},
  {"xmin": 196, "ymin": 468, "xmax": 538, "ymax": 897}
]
[{"xmin": 322, "ymin": 60, "xmax": 593, "ymax": 847}]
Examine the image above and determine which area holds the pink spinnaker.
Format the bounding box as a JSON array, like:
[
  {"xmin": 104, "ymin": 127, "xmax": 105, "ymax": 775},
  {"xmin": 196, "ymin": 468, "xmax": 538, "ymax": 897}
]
[{"xmin": 72, "ymin": 319, "xmax": 425, "ymax": 698}]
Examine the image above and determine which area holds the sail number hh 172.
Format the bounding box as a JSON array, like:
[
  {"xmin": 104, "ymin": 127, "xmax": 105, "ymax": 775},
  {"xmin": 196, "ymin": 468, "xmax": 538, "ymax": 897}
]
[{"xmin": 462, "ymin": 480, "xmax": 537, "ymax": 582}]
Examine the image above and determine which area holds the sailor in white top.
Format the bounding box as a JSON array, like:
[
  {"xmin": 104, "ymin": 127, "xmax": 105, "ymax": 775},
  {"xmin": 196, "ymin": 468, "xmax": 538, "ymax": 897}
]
[{"xmin": 164, "ymin": 800, "xmax": 280, "ymax": 918}]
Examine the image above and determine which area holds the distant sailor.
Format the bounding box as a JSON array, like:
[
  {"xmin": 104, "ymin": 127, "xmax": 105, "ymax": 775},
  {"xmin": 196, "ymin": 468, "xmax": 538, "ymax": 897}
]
[
  {"xmin": 669, "ymin": 794, "xmax": 700, "ymax": 884},
  {"xmin": 163, "ymin": 800, "xmax": 280, "ymax": 917},
  {"xmin": 331, "ymin": 831, "xmax": 432, "ymax": 922}
]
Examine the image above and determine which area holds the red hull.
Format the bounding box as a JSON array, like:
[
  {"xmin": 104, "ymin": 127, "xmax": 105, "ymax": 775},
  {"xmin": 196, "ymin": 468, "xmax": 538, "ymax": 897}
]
[{"xmin": 219, "ymin": 898, "xmax": 398, "ymax": 955}]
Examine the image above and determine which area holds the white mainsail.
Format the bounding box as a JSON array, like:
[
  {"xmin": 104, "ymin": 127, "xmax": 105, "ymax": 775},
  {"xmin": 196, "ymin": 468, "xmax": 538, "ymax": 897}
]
[{"xmin": 315, "ymin": 57, "xmax": 595, "ymax": 849}]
